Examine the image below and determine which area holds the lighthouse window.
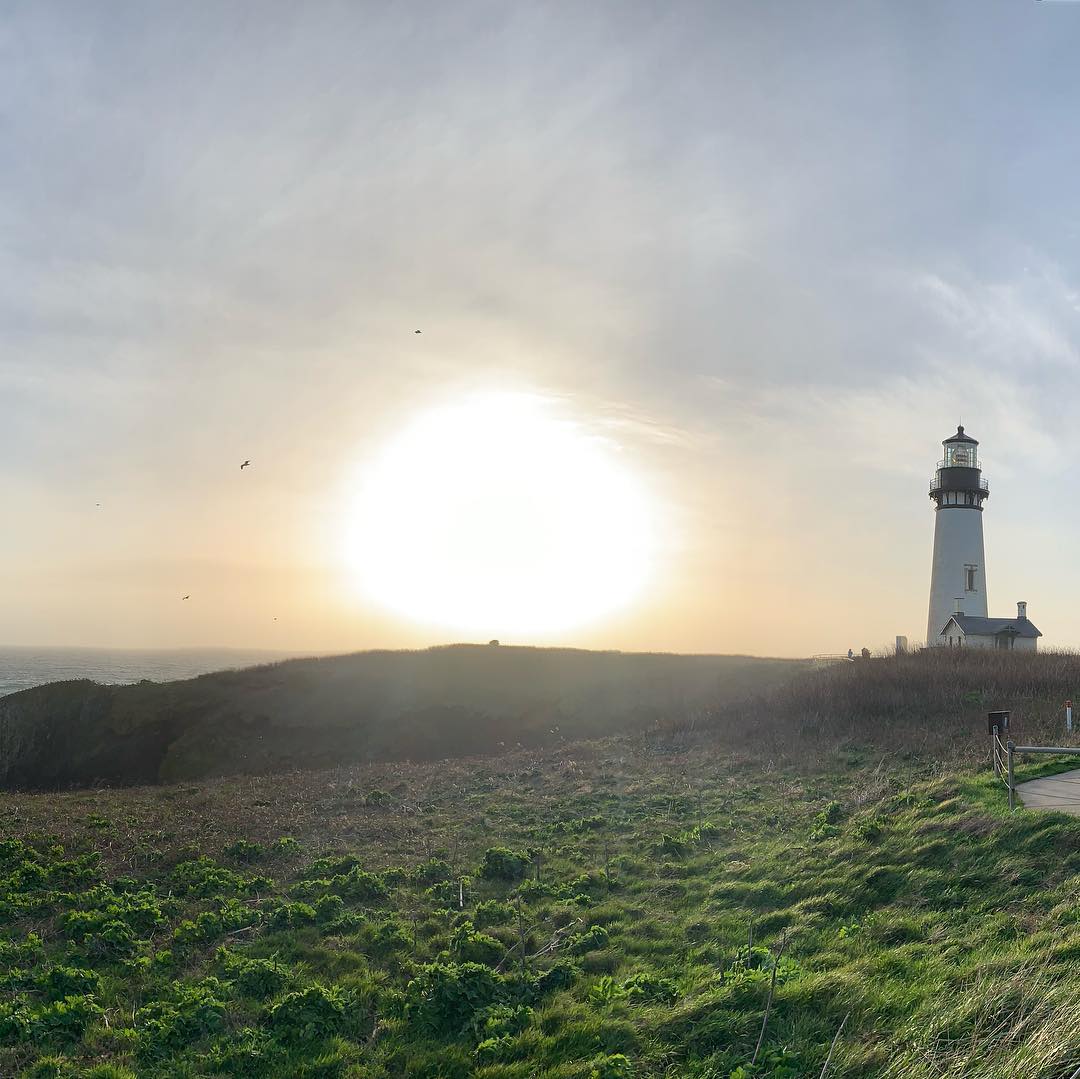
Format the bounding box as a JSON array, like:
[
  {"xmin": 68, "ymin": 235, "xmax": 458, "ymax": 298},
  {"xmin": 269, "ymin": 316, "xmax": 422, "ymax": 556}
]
[
  {"xmin": 965, "ymin": 565, "xmax": 977, "ymax": 592},
  {"xmin": 945, "ymin": 444, "xmax": 977, "ymax": 468}
]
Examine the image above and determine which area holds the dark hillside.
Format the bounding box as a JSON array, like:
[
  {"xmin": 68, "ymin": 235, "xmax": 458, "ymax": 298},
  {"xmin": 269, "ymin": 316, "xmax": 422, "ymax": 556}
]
[{"xmin": 0, "ymin": 645, "xmax": 806, "ymax": 789}]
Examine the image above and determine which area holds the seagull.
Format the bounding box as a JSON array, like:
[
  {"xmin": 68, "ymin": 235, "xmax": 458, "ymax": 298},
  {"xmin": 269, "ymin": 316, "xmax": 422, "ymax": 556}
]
[
  {"xmin": 240, "ymin": 460, "xmax": 251, "ymax": 470},
  {"xmin": 181, "ymin": 595, "xmax": 190, "ymax": 601}
]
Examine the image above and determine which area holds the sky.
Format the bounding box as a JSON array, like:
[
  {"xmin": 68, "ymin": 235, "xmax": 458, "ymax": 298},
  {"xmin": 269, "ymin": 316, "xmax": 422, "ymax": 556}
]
[{"xmin": 3, "ymin": 0, "xmax": 1080, "ymax": 657}]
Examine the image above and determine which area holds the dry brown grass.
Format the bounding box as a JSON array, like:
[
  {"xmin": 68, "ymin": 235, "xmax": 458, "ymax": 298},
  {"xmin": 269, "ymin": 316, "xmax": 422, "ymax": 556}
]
[{"xmin": 698, "ymin": 648, "xmax": 1080, "ymax": 767}]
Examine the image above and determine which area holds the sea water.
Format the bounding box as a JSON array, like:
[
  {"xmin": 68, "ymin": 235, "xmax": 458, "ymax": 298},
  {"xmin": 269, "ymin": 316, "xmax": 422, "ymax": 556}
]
[{"xmin": 0, "ymin": 647, "xmax": 303, "ymax": 699}]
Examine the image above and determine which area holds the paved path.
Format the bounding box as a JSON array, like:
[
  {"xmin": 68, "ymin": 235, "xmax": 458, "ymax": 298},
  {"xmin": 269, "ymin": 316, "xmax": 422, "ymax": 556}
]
[{"xmin": 1015, "ymin": 768, "xmax": 1080, "ymax": 814}]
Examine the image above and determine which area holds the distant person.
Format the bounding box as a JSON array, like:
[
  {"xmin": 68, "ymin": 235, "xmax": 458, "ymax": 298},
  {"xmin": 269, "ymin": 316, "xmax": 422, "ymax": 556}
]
[
  {"xmin": 861, "ymin": 647, "xmax": 871, "ymax": 659},
  {"xmin": 847, "ymin": 648, "xmax": 854, "ymax": 660}
]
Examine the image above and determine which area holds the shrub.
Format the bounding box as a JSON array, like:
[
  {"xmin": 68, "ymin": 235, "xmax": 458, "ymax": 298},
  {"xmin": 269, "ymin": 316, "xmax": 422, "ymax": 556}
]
[
  {"xmin": 266, "ymin": 901, "xmax": 317, "ymax": 932},
  {"xmin": 333, "ymin": 866, "xmax": 388, "ymax": 903},
  {"xmin": 314, "ymin": 894, "xmax": 345, "ymax": 923},
  {"xmin": 267, "ymin": 984, "xmax": 349, "ymax": 1043},
  {"xmin": 38, "ymin": 967, "xmax": 101, "ymax": 1002},
  {"xmin": 171, "ymin": 859, "xmax": 268, "ymax": 899},
  {"xmin": 570, "ymin": 925, "xmax": 610, "ymax": 956},
  {"xmin": 305, "ymin": 855, "xmax": 362, "ymax": 877},
  {"xmin": 479, "ymin": 848, "xmax": 531, "ymax": 883},
  {"xmin": 425, "ymin": 877, "xmax": 468, "ymax": 907},
  {"xmin": 217, "ymin": 949, "xmax": 291, "ymax": 999},
  {"xmin": 468, "ymin": 1002, "xmax": 533, "ymax": 1040},
  {"xmin": 34, "ymin": 994, "xmax": 104, "ymax": 1041},
  {"xmin": 854, "ymin": 815, "xmax": 885, "ymax": 841},
  {"xmin": 0, "ymin": 1000, "xmax": 33, "ymax": 1043},
  {"xmin": 475, "ymin": 1033, "xmax": 516, "ymax": 1065},
  {"xmin": 474, "ymin": 899, "xmax": 515, "ymax": 928},
  {"xmin": 589, "ymin": 972, "xmax": 677, "ymax": 1006},
  {"xmin": 136, "ymin": 982, "xmax": 227, "ymax": 1055},
  {"xmin": 449, "ymin": 921, "xmax": 504, "ymax": 966},
  {"xmin": 535, "ymin": 960, "xmax": 579, "ymax": 995},
  {"xmin": 322, "ymin": 912, "xmax": 366, "ymax": 936},
  {"xmin": 413, "ymin": 858, "xmax": 453, "ymax": 884},
  {"xmin": 404, "ymin": 962, "xmax": 509, "ymax": 1037},
  {"xmin": 83, "ymin": 920, "xmax": 139, "ymax": 962},
  {"xmin": 224, "ymin": 840, "xmax": 267, "ymax": 864},
  {"xmin": 587, "ymin": 976, "xmax": 623, "ymax": 1006},
  {"xmin": 0, "ymin": 934, "xmax": 43, "ymax": 968},
  {"xmin": 588, "ymin": 1053, "xmax": 634, "ymax": 1079},
  {"xmin": 201, "ymin": 1026, "xmax": 275, "ymax": 1076},
  {"xmin": 290, "ymin": 878, "xmax": 332, "ymax": 900},
  {"xmin": 364, "ymin": 916, "xmax": 412, "ymax": 958},
  {"xmin": 174, "ymin": 899, "xmax": 260, "ymax": 947}
]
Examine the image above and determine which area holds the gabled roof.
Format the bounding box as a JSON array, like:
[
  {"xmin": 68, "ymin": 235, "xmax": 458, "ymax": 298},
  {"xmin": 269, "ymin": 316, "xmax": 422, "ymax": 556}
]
[{"xmin": 940, "ymin": 615, "xmax": 1042, "ymax": 639}]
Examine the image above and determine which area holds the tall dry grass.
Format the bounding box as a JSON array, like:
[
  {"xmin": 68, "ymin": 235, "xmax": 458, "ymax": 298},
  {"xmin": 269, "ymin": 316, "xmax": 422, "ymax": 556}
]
[{"xmin": 703, "ymin": 648, "xmax": 1080, "ymax": 764}]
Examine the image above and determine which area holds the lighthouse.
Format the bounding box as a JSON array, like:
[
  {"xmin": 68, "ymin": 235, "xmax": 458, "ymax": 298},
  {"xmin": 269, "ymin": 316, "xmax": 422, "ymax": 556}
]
[{"xmin": 927, "ymin": 426, "xmax": 989, "ymax": 644}]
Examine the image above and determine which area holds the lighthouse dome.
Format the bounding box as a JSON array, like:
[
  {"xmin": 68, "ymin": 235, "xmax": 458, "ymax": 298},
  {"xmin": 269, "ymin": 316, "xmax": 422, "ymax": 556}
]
[{"xmin": 943, "ymin": 425, "xmax": 978, "ymax": 445}]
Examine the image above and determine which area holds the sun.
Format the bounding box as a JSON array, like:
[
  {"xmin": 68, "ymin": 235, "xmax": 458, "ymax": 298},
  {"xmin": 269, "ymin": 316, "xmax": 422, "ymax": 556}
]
[{"xmin": 345, "ymin": 391, "xmax": 656, "ymax": 636}]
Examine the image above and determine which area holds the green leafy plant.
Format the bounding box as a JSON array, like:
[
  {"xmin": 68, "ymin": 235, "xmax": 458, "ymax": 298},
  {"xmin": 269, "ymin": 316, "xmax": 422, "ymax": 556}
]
[
  {"xmin": 267, "ymin": 984, "xmax": 349, "ymax": 1043},
  {"xmin": 479, "ymin": 847, "xmax": 531, "ymax": 882}
]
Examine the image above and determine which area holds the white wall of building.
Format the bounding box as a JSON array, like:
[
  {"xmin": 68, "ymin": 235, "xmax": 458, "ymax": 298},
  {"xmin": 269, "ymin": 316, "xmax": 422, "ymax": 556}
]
[
  {"xmin": 927, "ymin": 508, "xmax": 987, "ymax": 644},
  {"xmin": 942, "ymin": 630, "xmax": 1037, "ymax": 651}
]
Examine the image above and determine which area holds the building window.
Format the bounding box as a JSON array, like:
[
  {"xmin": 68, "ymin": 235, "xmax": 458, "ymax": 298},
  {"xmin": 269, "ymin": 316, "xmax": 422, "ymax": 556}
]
[{"xmin": 965, "ymin": 565, "xmax": 977, "ymax": 592}]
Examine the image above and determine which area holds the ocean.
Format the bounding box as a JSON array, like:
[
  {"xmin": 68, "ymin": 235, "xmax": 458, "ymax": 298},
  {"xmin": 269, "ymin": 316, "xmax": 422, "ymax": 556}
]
[{"xmin": 0, "ymin": 647, "xmax": 305, "ymax": 699}]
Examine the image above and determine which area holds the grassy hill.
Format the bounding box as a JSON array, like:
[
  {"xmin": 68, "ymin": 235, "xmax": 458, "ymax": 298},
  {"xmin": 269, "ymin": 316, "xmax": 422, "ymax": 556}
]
[
  {"xmin": 0, "ymin": 646, "xmax": 806, "ymax": 790},
  {"xmin": 6, "ymin": 649, "xmax": 1080, "ymax": 1076},
  {"xmin": 0, "ymin": 717, "xmax": 1076, "ymax": 1078}
]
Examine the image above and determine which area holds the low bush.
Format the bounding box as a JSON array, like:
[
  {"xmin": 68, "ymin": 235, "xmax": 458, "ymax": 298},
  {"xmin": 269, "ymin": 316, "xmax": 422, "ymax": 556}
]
[
  {"xmin": 479, "ymin": 848, "xmax": 531, "ymax": 883},
  {"xmin": 267, "ymin": 985, "xmax": 349, "ymax": 1043}
]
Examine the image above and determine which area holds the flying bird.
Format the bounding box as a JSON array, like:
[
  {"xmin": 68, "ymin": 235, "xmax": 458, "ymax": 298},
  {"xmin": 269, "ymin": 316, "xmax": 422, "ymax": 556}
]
[
  {"xmin": 181, "ymin": 595, "xmax": 190, "ymax": 601},
  {"xmin": 414, "ymin": 329, "xmax": 422, "ymax": 334},
  {"xmin": 240, "ymin": 460, "xmax": 251, "ymax": 470}
]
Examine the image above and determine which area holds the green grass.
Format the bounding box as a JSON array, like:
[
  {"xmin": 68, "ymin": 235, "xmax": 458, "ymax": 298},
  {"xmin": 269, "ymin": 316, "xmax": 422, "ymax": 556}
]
[{"xmin": 1, "ymin": 736, "xmax": 1079, "ymax": 1077}]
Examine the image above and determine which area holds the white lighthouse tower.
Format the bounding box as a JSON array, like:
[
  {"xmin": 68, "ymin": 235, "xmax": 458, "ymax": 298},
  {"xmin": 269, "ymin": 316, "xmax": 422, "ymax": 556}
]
[{"xmin": 927, "ymin": 425, "xmax": 989, "ymax": 644}]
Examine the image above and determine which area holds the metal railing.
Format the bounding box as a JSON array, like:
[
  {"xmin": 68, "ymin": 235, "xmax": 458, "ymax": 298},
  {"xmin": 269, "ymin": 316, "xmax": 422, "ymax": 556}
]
[
  {"xmin": 934, "ymin": 457, "xmax": 980, "ymax": 471},
  {"xmin": 993, "ymin": 728, "xmax": 1080, "ymax": 811},
  {"xmin": 809, "ymin": 654, "xmax": 855, "ymax": 666},
  {"xmin": 929, "ymin": 473, "xmax": 990, "ymax": 494}
]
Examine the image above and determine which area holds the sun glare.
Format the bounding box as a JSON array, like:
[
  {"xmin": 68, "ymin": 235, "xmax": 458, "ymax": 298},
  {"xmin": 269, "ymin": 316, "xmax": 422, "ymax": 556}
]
[{"xmin": 345, "ymin": 392, "xmax": 656, "ymax": 636}]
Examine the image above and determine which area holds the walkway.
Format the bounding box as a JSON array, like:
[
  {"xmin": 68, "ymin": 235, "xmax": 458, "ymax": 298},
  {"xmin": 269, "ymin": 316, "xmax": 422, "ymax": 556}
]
[{"xmin": 1015, "ymin": 768, "xmax": 1080, "ymax": 815}]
